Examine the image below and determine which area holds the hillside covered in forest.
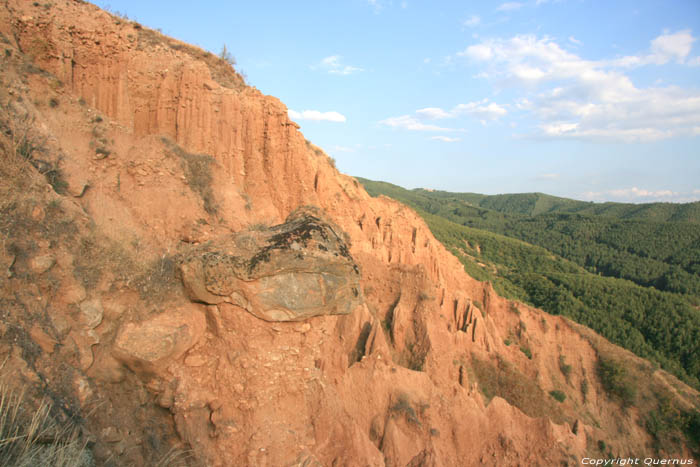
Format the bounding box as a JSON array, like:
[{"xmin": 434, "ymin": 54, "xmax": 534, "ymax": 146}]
[{"xmin": 358, "ymin": 178, "xmax": 700, "ymax": 389}]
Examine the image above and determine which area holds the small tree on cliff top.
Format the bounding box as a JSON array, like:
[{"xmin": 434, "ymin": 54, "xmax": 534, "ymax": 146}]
[{"xmin": 219, "ymin": 44, "xmax": 236, "ymax": 67}]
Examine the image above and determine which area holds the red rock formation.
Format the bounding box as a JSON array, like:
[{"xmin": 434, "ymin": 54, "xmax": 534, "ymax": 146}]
[{"xmin": 0, "ymin": 1, "xmax": 697, "ymax": 465}]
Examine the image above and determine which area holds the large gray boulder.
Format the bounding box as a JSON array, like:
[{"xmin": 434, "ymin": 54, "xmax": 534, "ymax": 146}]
[{"xmin": 178, "ymin": 206, "xmax": 362, "ymax": 321}]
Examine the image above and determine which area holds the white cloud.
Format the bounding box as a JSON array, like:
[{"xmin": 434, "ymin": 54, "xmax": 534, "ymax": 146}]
[
  {"xmin": 460, "ymin": 31, "xmax": 700, "ymax": 142},
  {"xmin": 313, "ymin": 55, "xmax": 364, "ymax": 75},
  {"xmin": 609, "ymin": 187, "xmax": 675, "ymax": 198},
  {"xmin": 430, "ymin": 136, "xmax": 461, "ymax": 142},
  {"xmin": 535, "ymin": 173, "xmax": 560, "ymax": 180},
  {"xmin": 288, "ymin": 109, "xmax": 346, "ymax": 123},
  {"xmin": 454, "ymin": 100, "xmax": 508, "ymax": 119},
  {"xmin": 610, "ymin": 30, "xmax": 696, "ymax": 67},
  {"xmin": 379, "ymin": 115, "xmax": 455, "ymax": 132},
  {"xmin": 416, "ymin": 99, "xmax": 507, "ymax": 122},
  {"xmin": 416, "ymin": 107, "xmax": 452, "ymax": 119},
  {"xmin": 497, "ymin": 2, "xmax": 523, "ymax": 12},
  {"xmin": 460, "ymin": 43, "xmax": 493, "ymax": 60},
  {"xmin": 511, "ymin": 64, "xmax": 546, "ymax": 81},
  {"xmin": 650, "ymin": 30, "xmax": 695, "ymax": 64},
  {"xmin": 464, "ymin": 15, "xmax": 481, "ymax": 27},
  {"xmin": 569, "ymin": 36, "xmax": 582, "ymax": 46},
  {"xmin": 367, "ymin": 0, "xmax": 382, "ymax": 13},
  {"xmin": 331, "ymin": 145, "xmax": 355, "ymax": 153},
  {"xmin": 581, "ymin": 187, "xmax": 700, "ymax": 203}
]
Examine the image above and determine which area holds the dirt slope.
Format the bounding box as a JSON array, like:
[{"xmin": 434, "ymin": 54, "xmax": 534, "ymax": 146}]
[{"xmin": 0, "ymin": 1, "xmax": 698, "ymax": 466}]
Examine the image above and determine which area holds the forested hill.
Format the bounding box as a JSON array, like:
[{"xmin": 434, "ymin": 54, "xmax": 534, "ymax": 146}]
[
  {"xmin": 357, "ymin": 177, "xmax": 700, "ymax": 388},
  {"xmin": 372, "ymin": 182, "xmax": 700, "ymax": 222},
  {"xmin": 358, "ymin": 178, "xmax": 700, "ymax": 300}
]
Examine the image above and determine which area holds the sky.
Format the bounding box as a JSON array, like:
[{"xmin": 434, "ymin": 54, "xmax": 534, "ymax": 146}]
[{"xmin": 93, "ymin": 0, "xmax": 700, "ymax": 203}]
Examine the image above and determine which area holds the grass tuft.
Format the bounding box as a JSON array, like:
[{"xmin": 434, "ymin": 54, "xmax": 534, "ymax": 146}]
[{"xmin": 0, "ymin": 381, "xmax": 90, "ymax": 466}]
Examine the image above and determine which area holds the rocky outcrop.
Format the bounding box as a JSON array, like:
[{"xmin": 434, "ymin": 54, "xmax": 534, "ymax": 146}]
[
  {"xmin": 112, "ymin": 304, "xmax": 206, "ymax": 377},
  {"xmin": 178, "ymin": 206, "xmax": 362, "ymax": 321}
]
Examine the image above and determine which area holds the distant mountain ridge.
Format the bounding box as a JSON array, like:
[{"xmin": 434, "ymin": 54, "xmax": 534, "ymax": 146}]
[
  {"xmin": 358, "ymin": 177, "xmax": 700, "ymax": 299},
  {"xmin": 359, "ymin": 178, "xmax": 700, "ymax": 223}
]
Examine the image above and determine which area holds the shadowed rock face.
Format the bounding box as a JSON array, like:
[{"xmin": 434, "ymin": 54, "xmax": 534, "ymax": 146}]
[{"xmin": 179, "ymin": 206, "xmax": 362, "ymax": 321}]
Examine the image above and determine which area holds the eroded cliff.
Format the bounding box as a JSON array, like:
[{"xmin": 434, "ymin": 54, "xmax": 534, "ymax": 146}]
[{"xmin": 0, "ymin": 1, "xmax": 697, "ymax": 466}]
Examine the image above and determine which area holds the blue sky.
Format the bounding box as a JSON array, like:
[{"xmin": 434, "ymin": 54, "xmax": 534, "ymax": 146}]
[{"xmin": 94, "ymin": 0, "xmax": 700, "ymax": 203}]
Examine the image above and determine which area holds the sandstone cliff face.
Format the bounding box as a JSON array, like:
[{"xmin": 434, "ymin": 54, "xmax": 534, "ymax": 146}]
[{"xmin": 0, "ymin": 1, "xmax": 697, "ymax": 466}]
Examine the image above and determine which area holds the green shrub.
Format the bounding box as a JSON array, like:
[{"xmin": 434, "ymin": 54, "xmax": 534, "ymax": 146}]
[
  {"xmin": 581, "ymin": 378, "xmax": 589, "ymax": 402},
  {"xmin": 519, "ymin": 346, "xmax": 532, "ymax": 359},
  {"xmin": 685, "ymin": 410, "xmax": 700, "ymax": 447},
  {"xmin": 597, "ymin": 357, "xmax": 636, "ymax": 407},
  {"xmin": 559, "ymin": 355, "xmax": 572, "ymax": 381},
  {"xmin": 549, "ymin": 390, "xmax": 566, "ymax": 402}
]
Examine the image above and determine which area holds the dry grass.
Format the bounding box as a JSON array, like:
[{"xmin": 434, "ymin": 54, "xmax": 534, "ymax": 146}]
[
  {"xmin": 153, "ymin": 446, "xmax": 193, "ymax": 467},
  {"xmin": 0, "ymin": 381, "xmax": 90, "ymax": 466},
  {"xmin": 0, "ymin": 103, "xmax": 66, "ymax": 195},
  {"xmin": 132, "ymin": 24, "xmax": 246, "ymax": 90},
  {"xmin": 72, "ymin": 232, "xmax": 133, "ymax": 290},
  {"xmin": 470, "ymin": 353, "xmax": 568, "ymax": 424},
  {"xmin": 72, "ymin": 228, "xmax": 181, "ymax": 302},
  {"xmin": 161, "ymin": 137, "xmax": 217, "ymax": 215}
]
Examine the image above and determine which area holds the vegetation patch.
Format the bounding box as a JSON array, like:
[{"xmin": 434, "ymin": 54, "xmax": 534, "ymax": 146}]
[
  {"xmin": 0, "ymin": 381, "xmax": 90, "ymax": 466},
  {"xmin": 389, "ymin": 392, "xmax": 420, "ymax": 426},
  {"xmin": 162, "ymin": 137, "xmax": 217, "ymax": 215},
  {"xmin": 519, "ymin": 345, "xmax": 532, "ymax": 360},
  {"xmin": 597, "ymin": 357, "xmax": 637, "ymax": 408},
  {"xmin": 581, "ymin": 378, "xmax": 589, "ymax": 402},
  {"xmin": 644, "ymin": 393, "xmax": 700, "ymax": 454},
  {"xmin": 549, "ymin": 390, "xmax": 567, "ymax": 403},
  {"xmin": 132, "ymin": 254, "xmax": 182, "ymax": 303},
  {"xmin": 0, "ymin": 110, "xmax": 67, "ymax": 195},
  {"xmin": 470, "ymin": 354, "xmax": 566, "ymax": 423},
  {"xmin": 559, "ymin": 355, "xmax": 572, "ymax": 382}
]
